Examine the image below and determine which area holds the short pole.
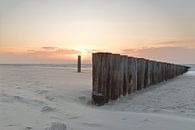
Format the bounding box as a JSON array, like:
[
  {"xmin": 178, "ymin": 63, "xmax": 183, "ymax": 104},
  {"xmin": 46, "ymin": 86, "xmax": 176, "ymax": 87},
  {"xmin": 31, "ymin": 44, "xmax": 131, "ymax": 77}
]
[{"xmin": 78, "ymin": 55, "xmax": 81, "ymax": 72}]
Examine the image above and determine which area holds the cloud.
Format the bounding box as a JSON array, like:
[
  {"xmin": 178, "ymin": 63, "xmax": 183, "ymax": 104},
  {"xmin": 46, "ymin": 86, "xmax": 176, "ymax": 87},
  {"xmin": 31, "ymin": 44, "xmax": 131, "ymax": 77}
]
[
  {"xmin": 0, "ymin": 47, "xmax": 82, "ymax": 64},
  {"xmin": 153, "ymin": 40, "xmax": 195, "ymax": 48},
  {"xmin": 79, "ymin": 49, "xmax": 101, "ymax": 54},
  {"xmin": 27, "ymin": 47, "xmax": 80, "ymax": 57},
  {"xmin": 123, "ymin": 47, "xmax": 195, "ymax": 64},
  {"xmin": 42, "ymin": 47, "xmax": 59, "ymax": 50},
  {"xmin": 0, "ymin": 46, "xmax": 103, "ymax": 63}
]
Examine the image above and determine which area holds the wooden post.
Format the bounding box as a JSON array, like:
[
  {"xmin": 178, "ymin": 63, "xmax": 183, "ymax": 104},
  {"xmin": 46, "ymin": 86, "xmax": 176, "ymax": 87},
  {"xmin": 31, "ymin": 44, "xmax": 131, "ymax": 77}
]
[
  {"xmin": 111, "ymin": 54, "xmax": 121, "ymax": 100},
  {"xmin": 77, "ymin": 55, "xmax": 81, "ymax": 72},
  {"xmin": 119, "ymin": 56, "xmax": 124, "ymax": 97},
  {"xmin": 122, "ymin": 55, "xmax": 128, "ymax": 96},
  {"xmin": 127, "ymin": 57, "xmax": 132, "ymax": 94},
  {"xmin": 144, "ymin": 60, "xmax": 150, "ymax": 88},
  {"xmin": 128, "ymin": 57, "xmax": 137, "ymax": 93},
  {"xmin": 92, "ymin": 53, "xmax": 113, "ymax": 105},
  {"xmin": 137, "ymin": 58, "xmax": 145, "ymax": 90},
  {"xmin": 137, "ymin": 58, "xmax": 141, "ymax": 90},
  {"xmin": 141, "ymin": 58, "xmax": 146, "ymax": 89}
]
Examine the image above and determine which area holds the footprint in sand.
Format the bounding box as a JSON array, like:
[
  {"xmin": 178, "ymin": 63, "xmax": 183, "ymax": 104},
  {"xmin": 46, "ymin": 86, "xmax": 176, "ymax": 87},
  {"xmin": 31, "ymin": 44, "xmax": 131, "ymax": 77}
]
[
  {"xmin": 78, "ymin": 96, "xmax": 91, "ymax": 104},
  {"xmin": 45, "ymin": 96, "xmax": 55, "ymax": 101},
  {"xmin": 82, "ymin": 122, "xmax": 102, "ymax": 127},
  {"xmin": 41, "ymin": 106, "xmax": 55, "ymax": 112},
  {"xmin": 68, "ymin": 116, "xmax": 79, "ymax": 119},
  {"xmin": 45, "ymin": 122, "xmax": 67, "ymax": 130},
  {"xmin": 46, "ymin": 86, "xmax": 53, "ymax": 89},
  {"xmin": 35, "ymin": 90, "xmax": 49, "ymax": 94},
  {"xmin": 122, "ymin": 117, "xmax": 127, "ymax": 120},
  {"xmin": 25, "ymin": 126, "xmax": 32, "ymax": 130},
  {"xmin": 78, "ymin": 96, "xmax": 86, "ymax": 100}
]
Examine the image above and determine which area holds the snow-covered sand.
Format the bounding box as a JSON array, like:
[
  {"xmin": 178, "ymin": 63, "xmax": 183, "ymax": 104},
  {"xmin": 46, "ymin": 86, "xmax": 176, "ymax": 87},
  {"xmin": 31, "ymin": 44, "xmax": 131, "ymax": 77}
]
[{"xmin": 0, "ymin": 64, "xmax": 195, "ymax": 130}]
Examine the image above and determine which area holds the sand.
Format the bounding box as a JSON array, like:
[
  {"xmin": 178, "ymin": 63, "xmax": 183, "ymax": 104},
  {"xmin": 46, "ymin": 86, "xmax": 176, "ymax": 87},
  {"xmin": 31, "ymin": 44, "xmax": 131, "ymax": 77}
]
[{"xmin": 0, "ymin": 65, "xmax": 195, "ymax": 130}]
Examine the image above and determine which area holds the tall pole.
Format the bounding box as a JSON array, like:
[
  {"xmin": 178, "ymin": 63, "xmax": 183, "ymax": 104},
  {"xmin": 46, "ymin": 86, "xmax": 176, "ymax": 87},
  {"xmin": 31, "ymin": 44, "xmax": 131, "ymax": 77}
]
[{"xmin": 78, "ymin": 55, "xmax": 81, "ymax": 72}]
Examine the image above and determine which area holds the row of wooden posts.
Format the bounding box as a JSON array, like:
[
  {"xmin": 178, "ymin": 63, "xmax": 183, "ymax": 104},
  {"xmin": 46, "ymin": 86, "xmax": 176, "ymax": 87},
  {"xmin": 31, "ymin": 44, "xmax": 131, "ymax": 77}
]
[{"xmin": 92, "ymin": 52, "xmax": 190, "ymax": 106}]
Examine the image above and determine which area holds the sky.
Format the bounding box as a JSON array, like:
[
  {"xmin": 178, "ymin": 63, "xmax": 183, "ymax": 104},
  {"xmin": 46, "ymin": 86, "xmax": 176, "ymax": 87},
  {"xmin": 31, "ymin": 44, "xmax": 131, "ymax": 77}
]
[{"xmin": 0, "ymin": 0, "xmax": 195, "ymax": 64}]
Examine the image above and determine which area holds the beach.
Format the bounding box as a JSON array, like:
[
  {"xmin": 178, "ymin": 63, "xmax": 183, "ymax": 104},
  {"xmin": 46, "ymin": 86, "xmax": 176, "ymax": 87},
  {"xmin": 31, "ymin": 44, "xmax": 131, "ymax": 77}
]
[{"xmin": 0, "ymin": 64, "xmax": 195, "ymax": 130}]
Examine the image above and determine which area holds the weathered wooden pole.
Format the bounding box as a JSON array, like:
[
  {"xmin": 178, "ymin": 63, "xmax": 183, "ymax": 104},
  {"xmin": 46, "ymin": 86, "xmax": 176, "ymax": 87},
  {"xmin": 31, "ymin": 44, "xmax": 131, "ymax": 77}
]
[
  {"xmin": 128, "ymin": 57, "xmax": 137, "ymax": 93},
  {"xmin": 137, "ymin": 58, "xmax": 141, "ymax": 90},
  {"xmin": 144, "ymin": 59, "xmax": 151, "ymax": 88},
  {"xmin": 77, "ymin": 55, "xmax": 81, "ymax": 72},
  {"xmin": 111, "ymin": 54, "xmax": 121, "ymax": 100},
  {"xmin": 122, "ymin": 55, "xmax": 129, "ymax": 96},
  {"xmin": 92, "ymin": 53, "xmax": 113, "ymax": 105},
  {"xmin": 137, "ymin": 58, "xmax": 145, "ymax": 90}
]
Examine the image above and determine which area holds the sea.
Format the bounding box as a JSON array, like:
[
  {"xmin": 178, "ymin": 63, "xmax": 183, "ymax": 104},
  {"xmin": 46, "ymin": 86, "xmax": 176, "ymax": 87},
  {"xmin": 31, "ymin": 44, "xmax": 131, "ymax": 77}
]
[{"xmin": 0, "ymin": 64, "xmax": 92, "ymax": 70}]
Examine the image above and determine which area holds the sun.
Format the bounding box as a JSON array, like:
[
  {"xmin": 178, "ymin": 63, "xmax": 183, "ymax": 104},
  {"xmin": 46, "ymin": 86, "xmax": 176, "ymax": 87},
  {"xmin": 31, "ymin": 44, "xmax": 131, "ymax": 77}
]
[
  {"xmin": 77, "ymin": 48, "xmax": 88, "ymax": 55},
  {"xmin": 74, "ymin": 46, "xmax": 92, "ymax": 55},
  {"xmin": 73, "ymin": 46, "xmax": 93, "ymax": 61}
]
